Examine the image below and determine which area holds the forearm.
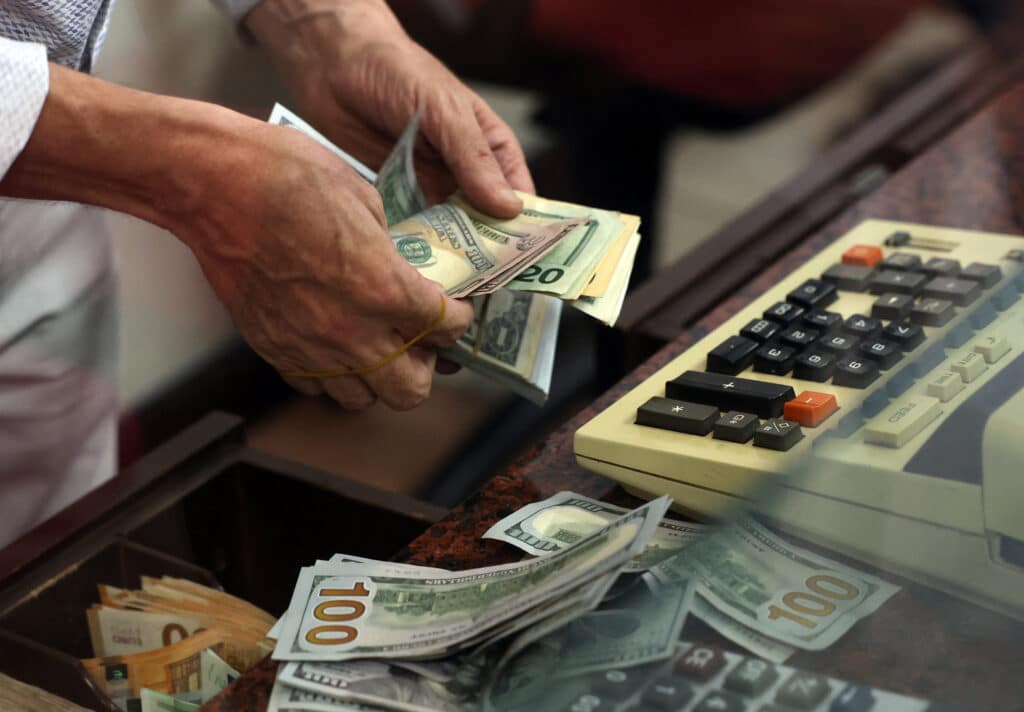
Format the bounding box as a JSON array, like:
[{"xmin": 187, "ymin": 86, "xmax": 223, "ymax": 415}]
[{"xmin": 0, "ymin": 64, "xmax": 255, "ymax": 235}]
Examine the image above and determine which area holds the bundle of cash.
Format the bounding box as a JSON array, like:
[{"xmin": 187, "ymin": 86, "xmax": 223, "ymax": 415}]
[
  {"xmin": 81, "ymin": 577, "xmax": 274, "ymax": 710},
  {"xmin": 266, "ymin": 498, "xmax": 689, "ymax": 711},
  {"xmin": 268, "ymin": 104, "xmax": 642, "ymax": 403}
]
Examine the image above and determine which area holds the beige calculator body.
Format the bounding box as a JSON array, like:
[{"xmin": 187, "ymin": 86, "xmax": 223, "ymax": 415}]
[{"xmin": 575, "ymin": 220, "xmax": 1024, "ymax": 619}]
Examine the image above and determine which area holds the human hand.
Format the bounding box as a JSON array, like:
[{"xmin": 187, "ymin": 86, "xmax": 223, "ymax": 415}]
[
  {"xmin": 246, "ymin": 0, "xmax": 535, "ymax": 217},
  {"xmin": 180, "ymin": 119, "xmax": 474, "ymax": 410}
]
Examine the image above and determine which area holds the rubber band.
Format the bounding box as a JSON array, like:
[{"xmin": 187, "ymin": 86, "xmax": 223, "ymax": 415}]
[{"xmin": 282, "ymin": 294, "xmax": 446, "ymax": 379}]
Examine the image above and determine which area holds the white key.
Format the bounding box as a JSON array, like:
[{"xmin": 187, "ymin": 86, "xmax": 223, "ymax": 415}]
[
  {"xmin": 864, "ymin": 395, "xmax": 941, "ymax": 448},
  {"xmin": 973, "ymin": 335, "xmax": 1010, "ymax": 364},
  {"xmin": 950, "ymin": 350, "xmax": 987, "ymax": 383},
  {"xmin": 926, "ymin": 371, "xmax": 964, "ymax": 402}
]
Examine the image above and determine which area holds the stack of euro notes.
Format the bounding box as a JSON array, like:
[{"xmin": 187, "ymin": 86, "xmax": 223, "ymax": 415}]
[{"xmin": 269, "ymin": 105, "xmax": 642, "ymax": 404}]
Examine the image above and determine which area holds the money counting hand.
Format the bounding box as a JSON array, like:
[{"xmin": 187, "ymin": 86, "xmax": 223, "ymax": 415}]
[{"xmin": 575, "ymin": 220, "xmax": 1024, "ymax": 618}]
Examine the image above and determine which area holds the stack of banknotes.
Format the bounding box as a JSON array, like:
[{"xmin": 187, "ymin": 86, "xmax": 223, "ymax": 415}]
[
  {"xmin": 268, "ymin": 105, "xmax": 642, "ymax": 403},
  {"xmin": 266, "ymin": 494, "xmax": 898, "ymax": 711}
]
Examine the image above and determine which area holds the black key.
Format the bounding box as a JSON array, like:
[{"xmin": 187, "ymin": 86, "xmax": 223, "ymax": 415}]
[
  {"xmin": 870, "ymin": 292, "xmax": 913, "ymax": 321},
  {"xmin": 910, "ymin": 297, "xmax": 955, "ymax": 327},
  {"xmin": 803, "ymin": 309, "xmax": 843, "ymax": 332},
  {"xmin": 740, "ymin": 318, "xmax": 780, "ymax": 343},
  {"xmin": 960, "ymin": 262, "xmax": 1002, "ymax": 287},
  {"xmin": 763, "ymin": 301, "xmax": 806, "ymax": 325},
  {"xmin": 793, "ymin": 351, "xmax": 835, "ymax": 382},
  {"xmin": 776, "ymin": 671, "xmax": 830, "ymax": 709},
  {"xmin": 636, "ymin": 397, "xmax": 718, "ymax": 435},
  {"xmin": 868, "ymin": 269, "xmax": 928, "ymax": 295},
  {"xmin": 641, "ymin": 677, "xmax": 695, "ymax": 711},
  {"xmin": 842, "ymin": 314, "xmax": 881, "ymax": 339},
  {"xmin": 693, "ymin": 691, "xmax": 746, "ymax": 712},
  {"xmin": 921, "ymin": 257, "xmax": 961, "ymax": 277},
  {"xmin": 858, "ymin": 339, "xmax": 901, "ymax": 370},
  {"xmin": 753, "ymin": 418, "xmax": 803, "ymax": 451},
  {"xmin": 754, "ymin": 344, "xmax": 797, "ymax": 375},
  {"xmin": 882, "ymin": 252, "xmax": 922, "ymax": 271},
  {"xmin": 830, "ymin": 683, "xmax": 876, "ymax": 712},
  {"xmin": 882, "ymin": 320, "xmax": 925, "ymax": 351},
  {"xmin": 885, "ymin": 230, "xmax": 911, "ymax": 246},
  {"xmin": 713, "ymin": 411, "xmax": 759, "ymax": 443},
  {"xmin": 724, "ymin": 658, "xmax": 779, "ymax": 696},
  {"xmin": 675, "ymin": 645, "xmax": 727, "ymax": 680},
  {"xmin": 818, "ymin": 333, "xmax": 860, "ymax": 355},
  {"xmin": 666, "ymin": 371, "xmax": 796, "ymax": 418},
  {"xmin": 787, "ymin": 279, "xmax": 837, "ymax": 309},
  {"xmin": 562, "ymin": 693, "xmax": 608, "ymax": 712},
  {"xmin": 921, "ymin": 276, "xmax": 980, "ymax": 306},
  {"xmin": 593, "ymin": 669, "xmax": 641, "ymax": 701},
  {"xmin": 707, "ymin": 335, "xmax": 760, "ymax": 375},
  {"xmin": 822, "ymin": 263, "xmax": 874, "ymax": 291},
  {"xmin": 779, "ymin": 326, "xmax": 819, "ymax": 349},
  {"xmin": 833, "ymin": 356, "xmax": 880, "ymax": 389}
]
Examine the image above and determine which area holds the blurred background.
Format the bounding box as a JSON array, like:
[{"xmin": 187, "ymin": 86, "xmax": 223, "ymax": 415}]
[{"xmin": 96, "ymin": 0, "xmax": 989, "ymax": 506}]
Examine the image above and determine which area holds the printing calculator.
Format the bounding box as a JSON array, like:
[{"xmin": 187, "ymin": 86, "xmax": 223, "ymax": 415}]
[{"xmin": 574, "ymin": 220, "xmax": 1024, "ymax": 619}]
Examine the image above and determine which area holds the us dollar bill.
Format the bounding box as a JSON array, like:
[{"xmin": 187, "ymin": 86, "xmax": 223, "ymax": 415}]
[
  {"xmin": 139, "ymin": 689, "xmax": 199, "ymax": 712},
  {"xmin": 649, "ymin": 518, "xmax": 899, "ymax": 650},
  {"xmin": 375, "ymin": 109, "xmax": 428, "ymax": 225},
  {"xmin": 268, "ymin": 104, "xmax": 377, "ymax": 183},
  {"xmin": 481, "ymin": 491, "xmax": 708, "ymax": 572},
  {"xmin": 272, "ymin": 497, "xmax": 669, "ymax": 661},
  {"xmin": 268, "ymin": 679, "xmax": 375, "ymax": 712},
  {"xmin": 569, "ymin": 230, "xmax": 641, "ymax": 326}
]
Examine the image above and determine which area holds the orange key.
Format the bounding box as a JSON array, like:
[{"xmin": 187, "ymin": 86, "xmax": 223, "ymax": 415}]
[
  {"xmin": 784, "ymin": 391, "xmax": 838, "ymax": 427},
  {"xmin": 842, "ymin": 244, "xmax": 883, "ymax": 267}
]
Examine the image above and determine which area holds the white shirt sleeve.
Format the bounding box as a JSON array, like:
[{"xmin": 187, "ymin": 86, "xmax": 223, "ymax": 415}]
[
  {"xmin": 0, "ymin": 36, "xmax": 48, "ymax": 179},
  {"xmin": 209, "ymin": 0, "xmax": 265, "ymax": 24}
]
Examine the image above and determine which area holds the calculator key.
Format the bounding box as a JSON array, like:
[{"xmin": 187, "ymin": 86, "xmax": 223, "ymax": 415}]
[
  {"xmin": 753, "ymin": 418, "xmax": 803, "ymax": 451},
  {"xmin": 694, "ymin": 690, "xmax": 746, "ymax": 712},
  {"xmin": 764, "ymin": 301, "xmax": 806, "ymax": 325},
  {"xmin": 666, "ymin": 371, "xmax": 796, "ymax": 419},
  {"xmin": 921, "ymin": 276, "xmax": 981, "ymax": 306},
  {"xmin": 822, "ymin": 263, "xmax": 874, "ymax": 291},
  {"xmin": 708, "ymin": 335, "xmax": 760, "ymax": 375},
  {"xmin": 968, "ymin": 300, "xmax": 997, "ymax": 329},
  {"xmin": 881, "ymin": 252, "xmax": 922, "ymax": 271},
  {"xmin": 857, "ymin": 339, "xmax": 901, "ymax": 370},
  {"xmin": 882, "ymin": 320, "xmax": 925, "ymax": 351},
  {"xmin": 885, "ymin": 230, "xmax": 911, "ymax": 246},
  {"xmin": 641, "ymin": 677, "xmax": 695, "ymax": 710},
  {"xmin": 776, "ymin": 671, "xmax": 831, "ymax": 709},
  {"xmin": 944, "ymin": 321, "xmax": 973, "ymax": 348},
  {"xmin": 830, "ymin": 683, "xmax": 876, "ymax": 712},
  {"xmin": 724, "ymin": 657, "xmax": 779, "ymax": 696},
  {"xmin": 594, "ymin": 669, "xmax": 641, "ymax": 701},
  {"xmin": 864, "ymin": 395, "xmax": 941, "ymax": 448},
  {"xmin": 926, "ymin": 371, "xmax": 964, "ymax": 402},
  {"xmin": 787, "ymin": 279, "xmax": 837, "ymax": 309},
  {"xmin": 713, "ymin": 411, "xmax": 759, "ymax": 443},
  {"xmin": 910, "ymin": 298, "xmax": 955, "ymax": 327},
  {"xmin": 784, "ymin": 391, "xmax": 838, "ymax": 427},
  {"xmin": 868, "ymin": 269, "xmax": 927, "ymax": 295},
  {"xmin": 842, "ymin": 314, "xmax": 881, "ymax": 339},
  {"xmin": 870, "ymin": 292, "xmax": 913, "ymax": 321},
  {"xmin": 636, "ymin": 397, "xmax": 718, "ymax": 435},
  {"xmin": 818, "ymin": 333, "xmax": 860, "ymax": 354},
  {"xmin": 974, "ymin": 335, "xmax": 1010, "ymax": 363},
  {"xmin": 841, "ymin": 244, "xmax": 883, "ymax": 267},
  {"xmin": 779, "ymin": 326, "xmax": 820, "ymax": 349},
  {"xmin": 740, "ymin": 318, "xmax": 780, "ymax": 343},
  {"xmin": 921, "ymin": 257, "xmax": 961, "ymax": 277},
  {"xmin": 793, "ymin": 351, "xmax": 836, "ymax": 382},
  {"xmin": 563, "ymin": 693, "xmax": 608, "ymax": 712},
  {"xmin": 675, "ymin": 644, "xmax": 727, "ymax": 681},
  {"xmin": 950, "ymin": 350, "xmax": 987, "ymax": 383},
  {"xmin": 803, "ymin": 309, "xmax": 843, "ymax": 332},
  {"xmin": 833, "ymin": 356, "xmax": 880, "ymax": 389},
  {"xmin": 960, "ymin": 262, "xmax": 1002, "ymax": 287},
  {"xmin": 754, "ymin": 344, "xmax": 797, "ymax": 375}
]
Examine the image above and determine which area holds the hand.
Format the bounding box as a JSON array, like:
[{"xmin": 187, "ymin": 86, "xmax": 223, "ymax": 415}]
[
  {"xmin": 181, "ymin": 120, "xmax": 474, "ymax": 410},
  {"xmin": 246, "ymin": 0, "xmax": 535, "ymax": 216}
]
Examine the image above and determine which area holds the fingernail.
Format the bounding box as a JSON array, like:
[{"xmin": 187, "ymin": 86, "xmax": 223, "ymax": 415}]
[{"xmin": 501, "ymin": 188, "xmax": 522, "ymax": 209}]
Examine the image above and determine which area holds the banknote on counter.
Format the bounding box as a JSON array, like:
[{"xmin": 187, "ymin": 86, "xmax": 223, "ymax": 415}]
[
  {"xmin": 272, "ymin": 497, "xmax": 669, "ymax": 661},
  {"xmin": 269, "ymin": 679, "xmax": 377, "ymax": 712}
]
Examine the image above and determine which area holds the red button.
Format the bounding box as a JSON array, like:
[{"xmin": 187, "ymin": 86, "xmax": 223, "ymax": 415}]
[
  {"xmin": 784, "ymin": 391, "xmax": 838, "ymax": 427},
  {"xmin": 675, "ymin": 644, "xmax": 727, "ymax": 681},
  {"xmin": 842, "ymin": 244, "xmax": 884, "ymax": 267}
]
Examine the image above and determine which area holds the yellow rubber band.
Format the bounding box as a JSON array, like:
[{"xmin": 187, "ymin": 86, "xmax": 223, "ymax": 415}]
[{"xmin": 282, "ymin": 294, "xmax": 446, "ymax": 379}]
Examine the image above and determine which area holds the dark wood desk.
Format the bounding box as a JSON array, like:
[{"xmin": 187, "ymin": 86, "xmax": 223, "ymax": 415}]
[{"xmin": 213, "ymin": 82, "xmax": 1024, "ymax": 710}]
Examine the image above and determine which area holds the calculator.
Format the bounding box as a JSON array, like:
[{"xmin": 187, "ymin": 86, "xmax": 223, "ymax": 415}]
[{"xmin": 574, "ymin": 221, "xmax": 1024, "ymax": 619}]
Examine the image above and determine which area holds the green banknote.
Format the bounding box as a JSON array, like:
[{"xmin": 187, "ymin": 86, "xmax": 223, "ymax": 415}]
[
  {"xmin": 139, "ymin": 689, "xmax": 198, "ymax": 712},
  {"xmin": 375, "ymin": 109, "xmax": 428, "ymax": 225}
]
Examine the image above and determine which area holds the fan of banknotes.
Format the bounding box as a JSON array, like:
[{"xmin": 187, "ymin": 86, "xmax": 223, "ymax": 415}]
[
  {"xmin": 268, "ymin": 105, "xmax": 642, "ymax": 404},
  {"xmin": 266, "ymin": 493, "xmax": 901, "ymax": 712}
]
